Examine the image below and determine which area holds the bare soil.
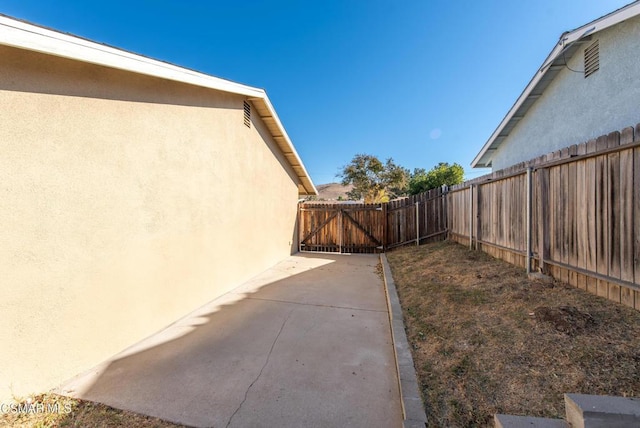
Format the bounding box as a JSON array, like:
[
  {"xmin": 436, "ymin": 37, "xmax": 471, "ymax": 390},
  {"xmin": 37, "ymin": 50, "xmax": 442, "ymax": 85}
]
[{"xmin": 387, "ymin": 241, "xmax": 640, "ymax": 427}]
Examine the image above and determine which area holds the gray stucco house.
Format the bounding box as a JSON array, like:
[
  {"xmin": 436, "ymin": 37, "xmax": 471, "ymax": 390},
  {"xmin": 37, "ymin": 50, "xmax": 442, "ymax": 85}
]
[{"xmin": 472, "ymin": 1, "xmax": 640, "ymax": 170}]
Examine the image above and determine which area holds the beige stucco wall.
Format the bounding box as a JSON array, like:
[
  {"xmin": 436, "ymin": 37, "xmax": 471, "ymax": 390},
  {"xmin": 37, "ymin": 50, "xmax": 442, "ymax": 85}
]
[{"xmin": 0, "ymin": 45, "xmax": 301, "ymax": 402}]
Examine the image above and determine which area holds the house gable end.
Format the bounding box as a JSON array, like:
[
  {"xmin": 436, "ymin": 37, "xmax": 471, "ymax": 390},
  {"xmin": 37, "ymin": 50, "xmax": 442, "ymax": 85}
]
[{"xmin": 472, "ymin": 1, "xmax": 640, "ymax": 169}]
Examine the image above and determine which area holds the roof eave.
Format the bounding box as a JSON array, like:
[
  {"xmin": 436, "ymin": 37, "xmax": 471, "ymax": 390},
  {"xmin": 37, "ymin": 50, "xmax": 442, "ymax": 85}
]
[
  {"xmin": 248, "ymin": 96, "xmax": 318, "ymax": 196},
  {"xmin": 0, "ymin": 14, "xmax": 264, "ymax": 98}
]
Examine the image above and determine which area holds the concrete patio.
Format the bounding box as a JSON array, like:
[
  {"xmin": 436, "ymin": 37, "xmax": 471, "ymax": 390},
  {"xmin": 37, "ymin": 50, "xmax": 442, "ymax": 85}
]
[{"xmin": 59, "ymin": 253, "xmax": 403, "ymax": 427}]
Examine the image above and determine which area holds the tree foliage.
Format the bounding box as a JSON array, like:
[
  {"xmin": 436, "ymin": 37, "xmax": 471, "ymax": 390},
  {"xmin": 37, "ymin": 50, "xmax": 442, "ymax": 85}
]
[
  {"xmin": 407, "ymin": 162, "xmax": 464, "ymax": 195},
  {"xmin": 338, "ymin": 155, "xmax": 464, "ymax": 202},
  {"xmin": 338, "ymin": 154, "xmax": 408, "ymax": 203}
]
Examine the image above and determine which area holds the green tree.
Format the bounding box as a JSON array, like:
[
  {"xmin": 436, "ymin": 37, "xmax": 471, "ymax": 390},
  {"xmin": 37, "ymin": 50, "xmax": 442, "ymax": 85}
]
[
  {"xmin": 339, "ymin": 154, "xmax": 408, "ymax": 203},
  {"xmin": 408, "ymin": 162, "xmax": 464, "ymax": 195}
]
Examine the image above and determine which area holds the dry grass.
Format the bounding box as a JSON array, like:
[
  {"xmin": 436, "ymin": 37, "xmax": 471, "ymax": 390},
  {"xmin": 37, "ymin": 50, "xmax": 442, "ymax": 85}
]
[
  {"xmin": 387, "ymin": 241, "xmax": 640, "ymax": 427},
  {"xmin": 0, "ymin": 394, "xmax": 187, "ymax": 428}
]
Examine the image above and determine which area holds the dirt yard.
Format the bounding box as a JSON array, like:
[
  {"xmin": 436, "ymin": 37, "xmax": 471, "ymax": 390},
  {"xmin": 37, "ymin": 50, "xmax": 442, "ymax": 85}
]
[
  {"xmin": 387, "ymin": 241, "xmax": 640, "ymax": 427},
  {"xmin": 0, "ymin": 394, "xmax": 186, "ymax": 428}
]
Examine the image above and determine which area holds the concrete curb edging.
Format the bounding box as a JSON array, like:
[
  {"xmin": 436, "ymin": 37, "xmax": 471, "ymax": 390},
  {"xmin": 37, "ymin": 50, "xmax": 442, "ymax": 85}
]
[{"xmin": 380, "ymin": 254, "xmax": 428, "ymax": 428}]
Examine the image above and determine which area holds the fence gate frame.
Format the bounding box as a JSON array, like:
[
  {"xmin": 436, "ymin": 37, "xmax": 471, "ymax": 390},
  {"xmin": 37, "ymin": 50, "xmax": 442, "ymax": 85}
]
[
  {"xmin": 298, "ymin": 204, "xmax": 385, "ymax": 254},
  {"xmin": 298, "ymin": 187, "xmax": 448, "ymax": 254}
]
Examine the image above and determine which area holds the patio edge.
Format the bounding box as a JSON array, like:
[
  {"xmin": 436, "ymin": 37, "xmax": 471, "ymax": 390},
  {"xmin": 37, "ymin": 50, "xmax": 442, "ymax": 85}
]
[{"xmin": 380, "ymin": 254, "xmax": 428, "ymax": 428}]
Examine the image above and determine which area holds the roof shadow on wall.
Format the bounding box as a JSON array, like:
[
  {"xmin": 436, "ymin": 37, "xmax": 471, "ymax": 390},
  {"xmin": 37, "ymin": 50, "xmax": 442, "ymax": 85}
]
[{"xmin": 0, "ymin": 44, "xmax": 241, "ymax": 109}]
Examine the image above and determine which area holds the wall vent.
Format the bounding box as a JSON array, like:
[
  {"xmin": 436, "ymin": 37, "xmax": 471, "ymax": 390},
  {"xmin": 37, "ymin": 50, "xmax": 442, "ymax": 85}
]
[
  {"xmin": 584, "ymin": 40, "xmax": 599, "ymax": 78},
  {"xmin": 243, "ymin": 101, "xmax": 251, "ymax": 128}
]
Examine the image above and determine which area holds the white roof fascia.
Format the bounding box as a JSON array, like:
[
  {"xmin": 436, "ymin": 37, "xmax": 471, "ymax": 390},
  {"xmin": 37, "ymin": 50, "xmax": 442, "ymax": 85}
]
[
  {"xmin": 471, "ymin": 1, "xmax": 640, "ymax": 168},
  {"xmin": 0, "ymin": 14, "xmax": 317, "ymax": 194},
  {"xmin": 0, "ymin": 15, "xmax": 264, "ymax": 98}
]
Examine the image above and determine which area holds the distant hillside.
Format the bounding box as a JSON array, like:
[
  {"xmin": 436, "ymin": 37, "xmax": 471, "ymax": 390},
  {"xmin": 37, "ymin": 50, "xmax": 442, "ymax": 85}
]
[{"xmin": 313, "ymin": 182, "xmax": 354, "ymax": 201}]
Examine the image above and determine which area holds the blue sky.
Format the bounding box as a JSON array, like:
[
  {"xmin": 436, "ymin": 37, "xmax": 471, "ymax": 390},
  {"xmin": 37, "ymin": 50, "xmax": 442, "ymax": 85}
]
[{"xmin": 1, "ymin": 0, "xmax": 633, "ymax": 184}]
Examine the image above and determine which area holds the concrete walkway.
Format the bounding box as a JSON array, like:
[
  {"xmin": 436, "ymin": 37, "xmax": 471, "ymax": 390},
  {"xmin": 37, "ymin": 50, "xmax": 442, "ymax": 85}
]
[{"xmin": 59, "ymin": 253, "xmax": 403, "ymax": 427}]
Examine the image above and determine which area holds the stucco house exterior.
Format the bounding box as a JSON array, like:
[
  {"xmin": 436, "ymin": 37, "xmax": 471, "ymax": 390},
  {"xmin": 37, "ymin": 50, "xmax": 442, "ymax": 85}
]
[
  {"xmin": 472, "ymin": 1, "xmax": 640, "ymax": 170},
  {"xmin": 0, "ymin": 15, "xmax": 316, "ymax": 402}
]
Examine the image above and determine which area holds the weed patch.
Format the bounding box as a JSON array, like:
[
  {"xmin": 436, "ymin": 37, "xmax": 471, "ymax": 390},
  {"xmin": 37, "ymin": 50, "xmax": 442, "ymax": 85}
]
[{"xmin": 0, "ymin": 393, "xmax": 186, "ymax": 428}]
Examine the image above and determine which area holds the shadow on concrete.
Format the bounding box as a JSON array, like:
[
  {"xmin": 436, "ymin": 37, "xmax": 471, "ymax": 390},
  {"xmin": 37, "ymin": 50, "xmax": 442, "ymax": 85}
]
[{"xmin": 57, "ymin": 253, "xmax": 402, "ymax": 428}]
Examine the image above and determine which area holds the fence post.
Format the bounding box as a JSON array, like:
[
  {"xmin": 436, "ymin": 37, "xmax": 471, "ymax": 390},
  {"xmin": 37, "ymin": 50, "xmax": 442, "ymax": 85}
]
[
  {"xmin": 469, "ymin": 185, "xmax": 474, "ymax": 249},
  {"xmin": 526, "ymin": 167, "xmax": 533, "ymax": 273},
  {"xmin": 382, "ymin": 202, "xmax": 388, "ymax": 251},
  {"xmin": 415, "ymin": 202, "xmax": 420, "ymax": 246},
  {"xmin": 442, "ymin": 185, "xmax": 448, "ymax": 239}
]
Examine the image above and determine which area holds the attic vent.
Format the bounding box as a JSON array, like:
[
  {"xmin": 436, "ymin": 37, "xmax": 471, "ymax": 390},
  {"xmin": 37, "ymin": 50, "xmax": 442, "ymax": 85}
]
[
  {"xmin": 243, "ymin": 101, "xmax": 251, "ymax": 128},
  {"xmin": 584, "ymin": 40, "xmax": 599, "ymax": 78}
]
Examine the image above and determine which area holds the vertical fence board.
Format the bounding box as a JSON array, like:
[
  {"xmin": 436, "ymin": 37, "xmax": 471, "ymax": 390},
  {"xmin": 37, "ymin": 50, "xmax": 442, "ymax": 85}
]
[
  {"xmin": 482, "ymin": 185, "xmax": 489, "ymax": 250},
  {"xmin": 538, "ymin": 168, "xmax": 550, "ymax": 273},
  {"xmin": 560, "ymin": 154, "xmax": 569, "ymax": 283},
  {"xmin": 517, "ymin": 174, "xmax": 526, "ymax": 267},
  {"xmin": 491, "ymin": 183, "xmax": 497, "ymax": 255},
  {"xmin": 607, "ymin": 132, "xmax": 621, "ymax": 302},
  {"xmin": 475, "ymin": 184, "xmax": 482, "ymax": 249},
  {"xmin": 550, "ymin": 163, "xmax": 559, "ymax": 280},
  {"xmin": 576, "ymin": 143, "xmax": 587, "ymax": 290},
  {"xmin": 595, "ymin": 135, "xmax": 609, "ymax": 297},
  {"xmin": 508, "ymin": 178, "xmax": 513, "ymax": 263},
  {"xmin": 586, "ymin": 139, "xmax": 599, "ymax": 294},
  {"xmin": 620, "ymin": 146, "xmax": 634, "ymax": 287},
  {"xmin": 568, "ymin": 145, "xmax": 578, "ymax": 288},
  {"xmin": 635, "ymin": 139, "xmax": 640, "ymax": 287},
  {"xmin": 532, "ymin": 168, "xmax": 539, "ymax": 266},
  {"xmin": 510, "ymin": 174, "xmax": 516, "ymax": 261}
]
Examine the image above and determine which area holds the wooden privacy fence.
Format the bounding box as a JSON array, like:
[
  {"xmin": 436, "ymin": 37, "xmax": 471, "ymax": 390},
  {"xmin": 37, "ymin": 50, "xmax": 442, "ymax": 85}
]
[
  {"xmin": 448, "ymin": 123, "xmax": 640, "ymax": 310},
  {"xmin": 299, "ymin": 123, "xmax": 640, "ymax": 309},
  {"xmin": 298, "ymin": 187, "xmax": 447, "ymax": 253}
]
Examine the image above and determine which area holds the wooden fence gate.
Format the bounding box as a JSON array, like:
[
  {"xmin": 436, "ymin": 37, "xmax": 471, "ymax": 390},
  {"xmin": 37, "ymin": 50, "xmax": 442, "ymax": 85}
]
[
  {"xmin": 298, "ymin": 203, "xmax": 385, "ymax": 253},
  {"xmin": 298, "ymin": 187, "xmax": 447, "ymax": 254}
]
